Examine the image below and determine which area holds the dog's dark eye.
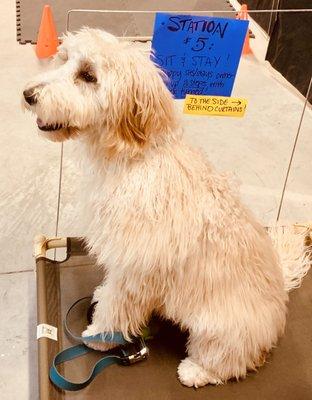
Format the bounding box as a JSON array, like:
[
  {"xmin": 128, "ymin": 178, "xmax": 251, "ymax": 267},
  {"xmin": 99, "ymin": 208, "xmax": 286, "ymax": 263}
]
[{"xmin": 79, "ymin": 71, "xmax": 97, "ymax": 83}]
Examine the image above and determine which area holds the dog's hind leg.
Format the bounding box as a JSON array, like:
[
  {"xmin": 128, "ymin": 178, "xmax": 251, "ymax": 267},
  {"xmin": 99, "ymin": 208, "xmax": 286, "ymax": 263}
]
[
  {"xmin": 177, "ymin": 329, "xmax": 226, "ymax": 388},
  {"xmin": 177, "ymin": 327, "xmax": 265, "ymax": 388}
]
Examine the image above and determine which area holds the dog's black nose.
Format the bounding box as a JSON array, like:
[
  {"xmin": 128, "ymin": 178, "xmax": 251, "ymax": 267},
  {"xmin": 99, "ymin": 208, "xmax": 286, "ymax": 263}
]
[{"xmin": 23, "ymin": 88, "xmax": 38, "ymax": 105}]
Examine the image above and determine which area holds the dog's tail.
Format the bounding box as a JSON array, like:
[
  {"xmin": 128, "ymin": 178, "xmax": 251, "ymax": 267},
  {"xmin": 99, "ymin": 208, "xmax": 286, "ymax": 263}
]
[{"xmin": 268, "ymin": 224, "xmax": 312, "ymax": 291}]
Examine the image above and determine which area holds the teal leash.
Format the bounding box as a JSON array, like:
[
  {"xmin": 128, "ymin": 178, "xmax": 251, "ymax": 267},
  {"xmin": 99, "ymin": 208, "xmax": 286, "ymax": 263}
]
[
  {"xmin": 63, "ymin": 296, "xmax": 128, "ymax": 346},
  {"xmin": 49, "ymin": 297, "xmax": 148, "ymax": 391},
  {"xmin": 50, "ymin": 345, "xmax": 122, "ymax": 391}
]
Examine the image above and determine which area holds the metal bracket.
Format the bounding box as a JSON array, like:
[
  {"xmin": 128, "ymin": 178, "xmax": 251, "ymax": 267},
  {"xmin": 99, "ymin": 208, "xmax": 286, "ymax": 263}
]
[{"xmin": 33, "ymin": 234, "xmax": 68, "ymax": 259}]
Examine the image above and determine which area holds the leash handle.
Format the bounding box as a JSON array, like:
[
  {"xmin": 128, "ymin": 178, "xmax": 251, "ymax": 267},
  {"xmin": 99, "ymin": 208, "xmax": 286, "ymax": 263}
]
[
  {"xmin": 49, "ymin": 297, "xmax": 148, "ymax": 391},
  {"xmin": 50, "ymin": 341, "xmax": 148, "ymax": 391},
  {"xmin": 50, "ymin": 344, "xmax": 122, "ymax": 391},
  {"xmin": 63, "ymin": 296, "xmax": 128, "ymax": 346}
]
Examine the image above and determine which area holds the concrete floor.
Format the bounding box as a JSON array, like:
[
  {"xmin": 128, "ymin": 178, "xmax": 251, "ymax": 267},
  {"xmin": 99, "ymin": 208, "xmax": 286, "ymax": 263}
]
[{"xmin": 0, "ymin": 0, "xmax": 311, "ymax": 399}]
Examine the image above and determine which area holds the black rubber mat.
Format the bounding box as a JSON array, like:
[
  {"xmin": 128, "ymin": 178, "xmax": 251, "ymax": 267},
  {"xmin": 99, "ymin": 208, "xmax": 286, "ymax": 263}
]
[{"xmin": 16, "ymin": 0, "xmax": 235, "ymax": 44}]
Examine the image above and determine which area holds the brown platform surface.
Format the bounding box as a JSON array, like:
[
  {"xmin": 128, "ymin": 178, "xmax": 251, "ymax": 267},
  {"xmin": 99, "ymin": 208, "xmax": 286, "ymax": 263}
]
[
  {"xmin": 36, "ymin": 238, "xmax": 312, "ymax": 400},
  {"xmin": 16, "ymin": 0, "xmax": 235, "ymax": 44}
]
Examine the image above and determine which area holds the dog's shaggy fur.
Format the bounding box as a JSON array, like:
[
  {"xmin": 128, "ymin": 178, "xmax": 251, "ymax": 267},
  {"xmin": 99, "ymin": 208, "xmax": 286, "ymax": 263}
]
[{"xmin": 23, "ymin": 28, "xmax": 310, "ymax": 387}]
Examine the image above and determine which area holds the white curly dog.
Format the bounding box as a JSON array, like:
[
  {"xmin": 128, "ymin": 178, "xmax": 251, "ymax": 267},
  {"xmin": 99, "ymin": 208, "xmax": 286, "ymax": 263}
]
[{"xmin": 23, "ymin": 28, "xmax": 310, "ymax": 388}]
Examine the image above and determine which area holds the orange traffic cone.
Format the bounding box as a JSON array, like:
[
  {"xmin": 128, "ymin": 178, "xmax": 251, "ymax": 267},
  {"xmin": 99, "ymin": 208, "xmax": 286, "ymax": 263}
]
[
  {"xmin": 236, "ymin": 4, "xmax": 252, "ymax": 55},
  {"xmin": 36, "ymin": 5, "xmax": 59, "ymax": 58}
]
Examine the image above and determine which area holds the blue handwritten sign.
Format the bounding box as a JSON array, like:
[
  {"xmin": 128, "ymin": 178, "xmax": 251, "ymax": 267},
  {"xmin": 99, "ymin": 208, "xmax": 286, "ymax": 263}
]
[{"xmin": 151, "ymin": 13, "xmax": 249, "ymax": 99}]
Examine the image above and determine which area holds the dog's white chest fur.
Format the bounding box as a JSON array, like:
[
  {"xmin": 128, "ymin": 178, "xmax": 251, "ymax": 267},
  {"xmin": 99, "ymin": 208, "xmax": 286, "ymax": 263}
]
[{"xmin": 80, "ymin": 140, "xmax": 209, "ymax": 271}]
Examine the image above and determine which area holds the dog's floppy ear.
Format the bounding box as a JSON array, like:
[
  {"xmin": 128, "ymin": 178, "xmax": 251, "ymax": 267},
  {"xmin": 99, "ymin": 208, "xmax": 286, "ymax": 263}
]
[{"xmin": 104, "ymin": 47, "xmax": 177, "ymax": 158}]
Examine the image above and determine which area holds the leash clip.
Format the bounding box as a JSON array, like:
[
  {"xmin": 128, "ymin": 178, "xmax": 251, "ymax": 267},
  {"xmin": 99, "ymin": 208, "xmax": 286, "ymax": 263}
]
[{"xmin": 119, "ymin": 337, "xmax": 149, "ymax": 365}]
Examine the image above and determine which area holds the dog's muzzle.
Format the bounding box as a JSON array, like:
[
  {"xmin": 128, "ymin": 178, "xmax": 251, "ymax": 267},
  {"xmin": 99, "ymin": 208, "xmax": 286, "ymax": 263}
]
[{"xmin": 36, "ymin": 118, "xmax": 65, "ymax": 131}]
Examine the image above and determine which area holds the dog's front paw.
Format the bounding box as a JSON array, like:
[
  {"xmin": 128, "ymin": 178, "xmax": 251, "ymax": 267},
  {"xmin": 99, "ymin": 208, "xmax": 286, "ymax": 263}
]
[
  {"xmin": 178, "ymin": 358, "xmax": 222, "ymax": 388},
  {"xmin": 82, "ymin": 325, "xmax": 119, "ymax": 352}
]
